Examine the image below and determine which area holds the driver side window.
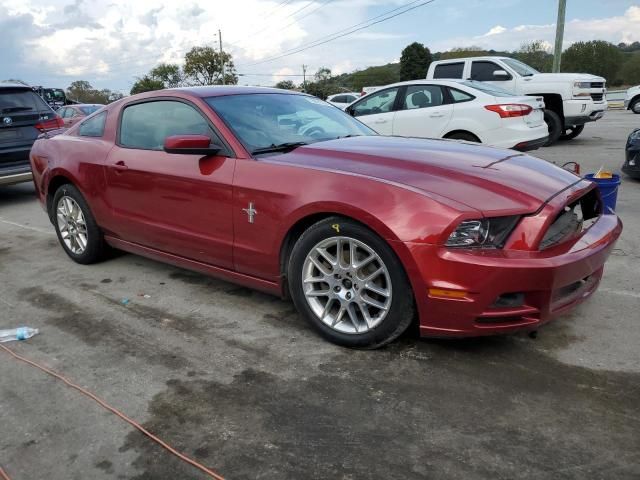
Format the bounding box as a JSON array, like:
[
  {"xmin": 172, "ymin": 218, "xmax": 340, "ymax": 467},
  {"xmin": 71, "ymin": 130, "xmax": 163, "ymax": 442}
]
[
  {"xmin": 351, "ymin": 88, "xmax": 399, "ymax": 117},
  {"xmin": 119, "ymin": 100, "xmax": 216, "ymax": 150}
]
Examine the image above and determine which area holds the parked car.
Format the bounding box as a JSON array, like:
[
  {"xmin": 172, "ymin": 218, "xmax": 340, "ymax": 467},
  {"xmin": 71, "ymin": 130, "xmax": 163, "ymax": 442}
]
[
  {"xmin": 623, "ymin": 129, "xmax": 640, "ymax": 179},
  {"xmin": 30, "ymin": 86, "xmax": 622, "ymax": 348},
  {"xmin": 57, "ymin": 104, "xmax": 104, "ymax": 127},
  {"xmin": 426, "ymin": 56, "xmax": 607, "ymax": 144},
  {"xmin": 345, "ymin": 79, "xmax": 548, "ymax": 151},
  {"xmin": 1, "ymin": 82, "xmax": 63, "ymax": 186},
  {"xmin": 623, "ymin": 85, "xmax": 640, "ymax": 114},
  {"xmin": 326, "ymin": 93, "xmax": 359, "ymax": 110},
  {"xmin": 361, "ymin": 86, "xmax": 382, "ymax": 96}
]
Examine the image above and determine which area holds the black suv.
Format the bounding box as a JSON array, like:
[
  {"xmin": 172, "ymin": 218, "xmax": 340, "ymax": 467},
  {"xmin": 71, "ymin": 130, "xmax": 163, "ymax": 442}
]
[{"xmin": 1, "ymin": 83, "xmax": 62, "ymax": 186}]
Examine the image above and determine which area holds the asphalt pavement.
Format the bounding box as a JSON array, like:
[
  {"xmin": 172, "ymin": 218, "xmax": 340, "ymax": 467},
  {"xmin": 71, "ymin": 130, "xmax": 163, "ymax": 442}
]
[{"xmin": 1, "ymin": 110, "xmax": 639, "ymax": 479}]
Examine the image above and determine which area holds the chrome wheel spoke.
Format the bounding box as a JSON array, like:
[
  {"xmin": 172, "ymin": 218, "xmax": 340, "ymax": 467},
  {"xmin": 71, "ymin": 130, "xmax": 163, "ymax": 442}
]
[
  {"xmin": 361, "ymin": 294, "xmax": 388, "ymax": 311},
  {"xmin": 302, "ymin": 235, "xmax": 392, "ymax": 335},
  {"xmin": 364, "ymin": 282, "xmax": 390, "ymax": 298}
]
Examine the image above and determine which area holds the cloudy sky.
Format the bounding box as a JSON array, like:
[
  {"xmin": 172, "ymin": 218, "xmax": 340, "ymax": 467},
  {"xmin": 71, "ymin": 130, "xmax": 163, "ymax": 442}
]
[{"xmin": 2, "ymin": 0, "xmax": 640, "ymax": 93}]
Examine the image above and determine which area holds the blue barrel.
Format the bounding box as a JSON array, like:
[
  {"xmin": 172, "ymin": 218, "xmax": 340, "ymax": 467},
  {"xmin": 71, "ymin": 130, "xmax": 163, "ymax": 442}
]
[{"xmin": 585, "ymin": 173, "xmax": 621, "ymax": 215}]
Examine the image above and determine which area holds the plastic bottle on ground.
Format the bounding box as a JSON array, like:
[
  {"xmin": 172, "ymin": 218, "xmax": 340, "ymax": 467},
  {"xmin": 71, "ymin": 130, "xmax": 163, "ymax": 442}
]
[{"xmin": 0, "ymin": 327, "xmax": 39, "ymax": 343}]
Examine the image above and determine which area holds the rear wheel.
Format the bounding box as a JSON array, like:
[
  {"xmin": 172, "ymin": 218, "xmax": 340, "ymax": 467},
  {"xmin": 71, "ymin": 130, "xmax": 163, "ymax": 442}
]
[
  {"xmin": 445, "ymin": 132, "xmax": 480, "ymax": 143},
  {"xmin": 559, "ymin": 124, "xmax": 585, "ymax": 141},
  {"xmin": 52, "ymin": 184, "xmax": 107, "ymax": 264},
  {"xmin": 631, "ymin": 98, "xmax": 640, "ymax": 114},
  {"xmin": 543, "ymin": 109, "xmax": 563, "ymax": 146},
  {"xmin": 288, "ymin": 217, "xmax": 414, "ymax": 349}
]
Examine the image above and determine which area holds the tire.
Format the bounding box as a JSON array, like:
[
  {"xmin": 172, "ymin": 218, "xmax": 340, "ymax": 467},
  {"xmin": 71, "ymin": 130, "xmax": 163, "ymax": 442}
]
[
  {"xmin": 559, "ymin": 124, "xmax": 585, "ymax": 141},
  {"xmin": 631, "ymin": 98, "xmax": 640, "ymax": 114},
  {"xmin": 52, "ymin": 184, "xmax": 107, "ymax": 264},
  {"xmin": 543, "ymin": 109, "xmax": 563, "ymax": 146},
  {"xmin": 287, "ymin": 217, "xmax": 415, "ymax": 349},
  {"xmin": 446, "ymin": 132, "xmax": 480, "ymax": 143}
]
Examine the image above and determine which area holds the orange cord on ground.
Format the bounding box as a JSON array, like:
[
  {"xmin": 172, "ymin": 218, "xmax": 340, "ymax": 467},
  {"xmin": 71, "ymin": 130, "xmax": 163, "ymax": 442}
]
[
  {"xmin": 0, "ymin": 344, "xmax": 225, "ymax": 480},
  {"xmin": 0, "ymin": 467, "xmax": 11, "ymax": 480}
]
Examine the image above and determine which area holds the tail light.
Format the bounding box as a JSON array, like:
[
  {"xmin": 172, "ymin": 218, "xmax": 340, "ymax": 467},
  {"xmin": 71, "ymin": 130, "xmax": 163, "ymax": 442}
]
[
  {"xmin": 35, "ymin": 115, "xmax": 64, "ymax": 132},
  {"xmin": 484, "ymin": 104, "xmax": 533, "ymax": 118}
]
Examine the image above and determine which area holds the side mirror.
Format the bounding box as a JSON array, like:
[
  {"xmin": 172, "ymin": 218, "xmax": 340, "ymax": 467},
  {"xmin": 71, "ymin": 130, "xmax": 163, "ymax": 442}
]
[
  {"xmin": 493, "ymin": 69, "xmax": 510, "ymax": 79},
  {"xmin": 163, "ymin": 135, "xmax": 222, "ymax": 156},
  {"xmin": 345, "ymin": 106, "xmax": 355, "ymax": 116}
]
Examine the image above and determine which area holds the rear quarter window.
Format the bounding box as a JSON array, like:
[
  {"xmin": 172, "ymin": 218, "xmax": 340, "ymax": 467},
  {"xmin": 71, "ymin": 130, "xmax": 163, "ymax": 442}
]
[
  {"xmin": 433, "ymin": 63, "xmax": 464, "ymax": 79},
  {"xmin": 79, "ymin": 111, "xmax": 107, "ymax": 137}
]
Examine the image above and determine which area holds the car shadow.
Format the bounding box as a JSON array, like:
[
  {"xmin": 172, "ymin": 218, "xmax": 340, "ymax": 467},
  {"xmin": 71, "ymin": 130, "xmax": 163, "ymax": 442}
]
[{"xmin": 0, "ymin": 183, "xmax": 37, "ymax": 208}]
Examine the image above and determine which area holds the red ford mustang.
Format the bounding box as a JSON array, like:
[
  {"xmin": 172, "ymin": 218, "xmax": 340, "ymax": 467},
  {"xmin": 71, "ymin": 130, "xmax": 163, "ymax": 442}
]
[{"xmin": 30, "ymin": 86, "xmax": 622, "ymax": 348}]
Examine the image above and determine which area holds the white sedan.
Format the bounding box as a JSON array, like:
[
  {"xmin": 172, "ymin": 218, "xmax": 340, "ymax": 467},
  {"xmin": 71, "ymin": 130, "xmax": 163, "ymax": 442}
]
[
  {"xmin": 326, "ymin": 92, "xmax": 359, "ymax": 110},
  {"xmin": 345, "ymin": 79, "xmax": 548, "ymax": 151}
]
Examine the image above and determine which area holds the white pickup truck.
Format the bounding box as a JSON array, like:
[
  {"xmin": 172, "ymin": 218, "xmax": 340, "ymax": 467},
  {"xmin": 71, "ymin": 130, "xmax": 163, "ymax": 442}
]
[{"xmin": 426, "ymin": 56, "xmax": 607, "ymax": 145}]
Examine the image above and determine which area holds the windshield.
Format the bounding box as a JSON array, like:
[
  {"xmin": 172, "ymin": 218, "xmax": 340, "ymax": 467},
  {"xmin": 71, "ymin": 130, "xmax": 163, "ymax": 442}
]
[
  {"xmin": 501, "ymin": 58, "xmax": 539, "ymax": 77},
  {"xmin": 461, "ymin": 80, "xmax": 518, "ymax": 97},
  {"xmin": 205, "ymin": 93, "xmax": 375, "ymax": 155}
]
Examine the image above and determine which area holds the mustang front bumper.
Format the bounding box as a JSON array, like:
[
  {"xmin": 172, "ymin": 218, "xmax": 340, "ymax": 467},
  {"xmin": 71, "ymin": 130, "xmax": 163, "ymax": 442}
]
[{"xmin": 405, "ymin": 214, "xmax": 622, "ymax": 337}]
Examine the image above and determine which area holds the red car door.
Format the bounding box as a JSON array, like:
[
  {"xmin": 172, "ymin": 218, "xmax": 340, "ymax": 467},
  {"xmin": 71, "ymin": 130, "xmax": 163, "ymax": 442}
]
[{"xmin": 104, "ymin": 99, "xmax": 235, "ymax": 269}]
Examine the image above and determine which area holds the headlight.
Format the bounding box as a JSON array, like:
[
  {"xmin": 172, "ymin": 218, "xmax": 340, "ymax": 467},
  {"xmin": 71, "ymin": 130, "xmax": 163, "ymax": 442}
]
[
  {"xmin": 574, "ymin": 81, "xmax": 591, "ymax": 89},
  {"xmin": 445, "ymin": 216, "xmax": 520, "ymax": 248}
]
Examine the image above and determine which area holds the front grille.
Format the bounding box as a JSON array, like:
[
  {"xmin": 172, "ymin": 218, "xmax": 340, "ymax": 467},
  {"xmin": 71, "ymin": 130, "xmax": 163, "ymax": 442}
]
[
  {"xmin": 539, "ymin": 188, "xmax": 601, "ymax": 250},
  {"xmin": 591, "ymin": 93, "xmax": 604, "ymax": 101},
  {"xmin": 590, "ymin": 82, "xmax": 604, "ymax": 89}
]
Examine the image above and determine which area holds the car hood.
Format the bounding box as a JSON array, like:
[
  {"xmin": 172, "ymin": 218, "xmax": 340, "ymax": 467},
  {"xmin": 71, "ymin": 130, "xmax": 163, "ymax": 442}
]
[
  {"xmin": 270, "ymin": 136, "xmax": 583, "ymax": 215},
  {"xmin": 526, "ymin": 73, "xmax": 605, "ymax": 83}
]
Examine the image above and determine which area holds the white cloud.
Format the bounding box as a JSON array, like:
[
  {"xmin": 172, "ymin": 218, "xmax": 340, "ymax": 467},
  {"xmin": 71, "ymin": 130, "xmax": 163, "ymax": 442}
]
[
  {"xmin": 484, "ymin": 25, "xmax": 507, "ymax": 36},
  {"xmin": 432, "ymin": 6, "xmax": 640, "ymax": 52}
]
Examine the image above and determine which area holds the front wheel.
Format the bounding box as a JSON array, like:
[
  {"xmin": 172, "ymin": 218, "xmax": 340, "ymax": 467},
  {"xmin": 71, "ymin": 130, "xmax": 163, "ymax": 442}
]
[
  {"xmin": 559, "ymin": 124, "xmax": 585, "ymax": 141},
  {"xmin": 288, "ymin": 217, "xmax": 414, "ymax": 349},
  {"xmin": 631, "ymin": 98, "xmax": 640, "ymax": 114}
]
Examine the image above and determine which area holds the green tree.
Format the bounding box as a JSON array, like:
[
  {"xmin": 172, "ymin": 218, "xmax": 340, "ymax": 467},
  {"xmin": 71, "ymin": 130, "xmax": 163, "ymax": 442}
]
[
  {"xmin": 149, "ymin": 63, "xmax": 184, "ymax": 88},
  {"xmin": 347, "ymin": 63, "xmax": 400, "ymax": 91},
  {"xmin": 275, "ymin": 80, "xmax": 296, "ymax": 90},
  {"xmin": 399, "ymin": 42, "xmax": 432, "ymax": 81},
  {"xmin": 130, "ymin": 75, "xmax": 165, "ymax": 95},
  {"xmin": 66, "ymin": 80, "xmax": 122, "ymax": 103},
  {"xmin": 441, "ymin": 47, "xmax": 491, "ymax": 60},
  {"xmin": 561, "ymin": 40, "xmax": 623, "ymax": 83},
  {"xmin": 183, "ymin": 46, "xmax": 238, "ymax": 86},
  {"xmin": 513, "ymin": 40, "xmax": 553, "ymax": 72},
  {"xmin": 620, "ymin": 53, "xmax": 640, "ymax": 85}
]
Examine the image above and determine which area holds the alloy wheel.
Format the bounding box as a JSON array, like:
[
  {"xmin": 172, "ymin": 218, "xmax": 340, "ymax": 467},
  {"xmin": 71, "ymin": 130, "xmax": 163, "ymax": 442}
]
[
  {"xmin": 56, "ymin": 195, "xmax": 88, "ymax": 255},
  {"xmin": 301, "ymin": 236, "xmax": 392, "ymax": 334}
]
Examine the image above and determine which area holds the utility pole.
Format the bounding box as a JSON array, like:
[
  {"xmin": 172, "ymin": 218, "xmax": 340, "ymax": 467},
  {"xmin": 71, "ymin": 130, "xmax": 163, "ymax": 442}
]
[
  {"xmin": 552, "ymin": 0, "xmax": 566, "ymax": 73},
  {"xmin": 302, "ymin": 64, "xmax": 307, "ymax": 92},
  {"xmin": 219, "ymin": 29, "xmax": 226, "ymax": 85}
]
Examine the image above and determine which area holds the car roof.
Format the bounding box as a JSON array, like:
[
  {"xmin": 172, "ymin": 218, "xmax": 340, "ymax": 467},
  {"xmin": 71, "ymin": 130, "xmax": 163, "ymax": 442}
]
[
  {"xmin": 169, "ymin": 85, "xmax": 302, "ymax": 98},
  {"xmin": 434, "ymin": 56, "xmax": 509, "ymax": 63},
  {"xmin": 0, "ymin": 82, "xmax": 32, "ymax": 91}
]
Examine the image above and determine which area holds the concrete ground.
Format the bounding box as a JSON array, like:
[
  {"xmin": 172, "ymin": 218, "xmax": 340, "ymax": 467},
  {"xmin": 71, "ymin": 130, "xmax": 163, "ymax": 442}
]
[{"xmin": 1, "ymin": 110, "xmax": 639, "ymax": 480}]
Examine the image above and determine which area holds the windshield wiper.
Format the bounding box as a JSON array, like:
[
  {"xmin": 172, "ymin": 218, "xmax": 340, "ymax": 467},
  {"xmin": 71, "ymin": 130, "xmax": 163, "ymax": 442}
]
[
  {"xmin": 252, "ymin": 141, "xmax": 308, "ymax": 155},
  {"xmin": 335, "ymin": 134, "xmax": 362, "ymax": 139},
  {"xmin": 1, "ymin": 107, "xmax": 33, "ymax": 113}
]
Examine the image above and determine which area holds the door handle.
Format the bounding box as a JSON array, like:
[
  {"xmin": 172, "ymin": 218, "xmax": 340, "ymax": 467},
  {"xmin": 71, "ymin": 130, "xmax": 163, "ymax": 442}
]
[
  {"xmin": 429, "ymin": 112, "xmax": 445, "ymax": 118},
  {"xmin": 113, "ymin": 161, "xmax": 128, "ymax": 171},
  {"xmin": 373, "ymin": 119, "xmax": 388, "ymax": 124}
]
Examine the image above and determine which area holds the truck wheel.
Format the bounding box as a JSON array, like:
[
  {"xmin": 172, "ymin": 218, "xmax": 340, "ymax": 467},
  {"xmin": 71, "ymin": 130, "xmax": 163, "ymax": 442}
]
[
  {"xmin": 559, "ymin": 125, "xmax": 585, "ymax": 141},
  {"xmin": 543, "ymin": 109, "xmax": 563, "ymax": 146}
]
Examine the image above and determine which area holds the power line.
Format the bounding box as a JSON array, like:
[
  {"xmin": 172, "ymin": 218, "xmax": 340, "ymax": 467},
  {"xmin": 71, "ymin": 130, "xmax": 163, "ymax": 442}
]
[
  {"xmin": 237, "ymin": 0, "xmax": 436, "ymax": 67},
  {"xmin": 225, "ymin": 0, "xmax": 332, "ymax": 49}
]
